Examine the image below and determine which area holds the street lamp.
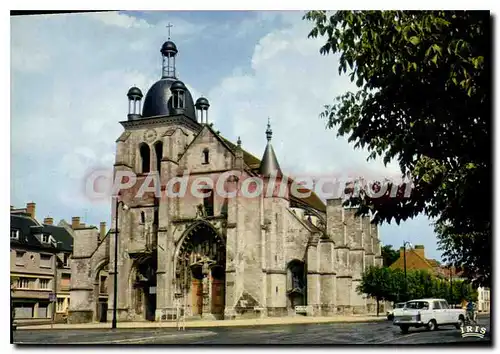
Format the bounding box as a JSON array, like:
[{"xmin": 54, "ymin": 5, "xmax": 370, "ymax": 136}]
[
  {"xmin": 403, "ymin": 241, "xmax": 412, "ymax": 301},
  {"xmin": 112, "ymin": 198, "xmax": 128, "ymax": 329}
]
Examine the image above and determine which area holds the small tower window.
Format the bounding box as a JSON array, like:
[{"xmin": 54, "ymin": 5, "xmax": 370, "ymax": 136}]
[
  {"xmin": 202, "ymin": 149, "xmax": 209, "ymax": 164},
  {"xmin": 173, "ymin": 91, "xmax": 185, "ymax": 109},
  {"xmin": 203, "ymin": 188, "xmax": 214, "ymax": 217},
  {"xmin": 141, "ymin": 211, "xmax": 146, "ymax": 224},
  {"xmin": 153, "ymin": 208, "xmax": 159, "ymax": 227},
  {"xmin": 154, "ymin": 141, "xmax": 163, "ymax": 174},
  {"xmin": 140, "ymin": 143, "xmax": 151, "ymax": 173}
]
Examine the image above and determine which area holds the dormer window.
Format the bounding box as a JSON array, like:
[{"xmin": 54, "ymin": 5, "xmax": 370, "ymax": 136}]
[
  {"xmin": 63, "ymin": 254, "xmax": 70, "ymax": 267},
  {"xmin": 41, "ymin": 234, "xmax": 49, "ymax": 243},
  {"xmin": 173, "ymin": 91, "xmax": 185, "ymax": 109},
  {"xmin": 11, "ymin": 229, "xmax": 19, "ymax": 240},
  {"xmin": 170, "ymin": 80, "xmax": 186, "ymax": 111},
  {"xmin": 202, "ymin": 149, "xmax": 209, "ymax": 164}
]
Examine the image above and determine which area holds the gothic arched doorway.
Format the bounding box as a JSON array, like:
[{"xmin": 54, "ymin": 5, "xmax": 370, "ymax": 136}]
[
  {"xmin": 286, "ymin": 259, "xmax": 307, "ymax": 309},
  {"xmin": 175, "ymin": 221, "xmax": 226, "ymax": 319},
  {"xmin": 131, "ymin": 255, "xmax": 157, "ymax": 321},
  {"xmin": 93, "ymin": 261, "xmax": 109, "ymax": 323}
]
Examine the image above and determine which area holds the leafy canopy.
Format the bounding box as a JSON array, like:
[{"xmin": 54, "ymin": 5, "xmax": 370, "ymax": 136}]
[
  {"xmin": 304, "ymin": 11, "xmax": 490, "ymax": 286},
  {"xmin": 381, "ymin": 244, "xmax": 399, "ymax": 267},
  {"xmin": 359, "ymin": 266, "xmax": 477, "ymax": 306}
]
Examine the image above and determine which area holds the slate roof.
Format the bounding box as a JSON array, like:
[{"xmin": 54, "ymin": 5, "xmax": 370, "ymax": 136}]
[
  {"xmin": 42, "ymin": 224, "xmax": 73, "ymax": 252},
  {"xmin": 175, "ymin": 125, "xmax": 327, "ymax": 214},
  {"xmin": 219, "ymin": 135, "xmax": 327, "ymax": 213},
  {"xmin": 10, "ymin": 214, "xmax": 73, "ymax": 252}
]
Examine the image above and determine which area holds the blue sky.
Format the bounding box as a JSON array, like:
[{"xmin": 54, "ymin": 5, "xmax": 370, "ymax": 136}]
[{"xmin": 10, "ymin": 10, "xmax": 442, "ymax": 260}]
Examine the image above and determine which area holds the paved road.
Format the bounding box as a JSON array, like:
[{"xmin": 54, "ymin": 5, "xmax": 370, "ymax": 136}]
[{"xmin": 14, "ymin": 315, "xmax": 491, "ymax": 345}]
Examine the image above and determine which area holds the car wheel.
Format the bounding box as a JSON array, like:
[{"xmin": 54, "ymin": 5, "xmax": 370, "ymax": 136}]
[
  {"xmin": 456, "ymin": 317, "xmax": 465, "ymax": 329},
  {"xmin": 426, "ymin": 320, "xmax": 437, "ymax": 331},
  {"xmin": 400, "ymin": 325, "xmax": 409, "ymax": 334},
  {"xmin": 387, "ymin": 314, "xmax": 394, "ymax": 321}
]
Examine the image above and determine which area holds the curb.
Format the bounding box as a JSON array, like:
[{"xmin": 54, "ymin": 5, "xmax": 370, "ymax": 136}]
[{"xmin": 17, "ymin": 316, "xmax": 387, "ymax": 331}]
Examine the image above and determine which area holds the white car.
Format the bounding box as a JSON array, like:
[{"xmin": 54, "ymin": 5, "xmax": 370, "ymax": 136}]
[
  {"xmin": 387, "ymin": 302, "xmax": 406, "ymax": 320},
  {"xmin": 393, "ymin": 298, "xmax": 466, "ymax": 334}
]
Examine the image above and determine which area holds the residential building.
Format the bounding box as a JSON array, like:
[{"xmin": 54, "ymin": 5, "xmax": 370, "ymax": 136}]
[
  {"xmin": 477, "ymin": 287, "xmax": 490, "ymax": 312},
  {"xmin": 10, "ymin": 203, "xmax": 74, "ymax": 322},
  {"xmin": 388, "ymin": 244, "xmax": 465, "ymax": 279}
]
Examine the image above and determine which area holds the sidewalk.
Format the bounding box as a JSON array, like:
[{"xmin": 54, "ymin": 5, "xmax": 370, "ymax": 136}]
[{"xmin": 17, "ymin": 314, "xmax": 387, "ymax": 330}]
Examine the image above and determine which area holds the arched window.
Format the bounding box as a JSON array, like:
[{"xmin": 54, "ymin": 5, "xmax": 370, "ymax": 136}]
[
  {"xmin": 287, "ymin": 260, "xmax": 306, "ymax": 291},
  {"xmin": 173, "ymin": 91, "xmax": 185, "ymax": 109},
  {"xmin": 203, "ymin": 188, "xmax": 214, "ymax": 217},
  {"xmin": 286, "ymin": 259, "xmax": 306, "ymax": 308},
  {"xmin": 202, "ymin": 148, "xmax": 209, "ymax": 164},
  {"xmin": 221, "ymin": 197, "xmax": 228, "ymax": 216},
  {"xmin": 154, "ymin": 141, "xmax": 163, "ymax": 174},
  {"xmin": 139, "ymin": 143, "xmax": 150, "ymax": 173},
  {"xmin": 153, "ymin": 208, "xmax": 159, "ymax": 227}
]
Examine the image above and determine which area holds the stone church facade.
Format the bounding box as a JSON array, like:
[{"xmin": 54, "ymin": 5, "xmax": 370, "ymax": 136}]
[{"xmin": 68, "ymin": 38, "xmax": 383, "ymax": 323}]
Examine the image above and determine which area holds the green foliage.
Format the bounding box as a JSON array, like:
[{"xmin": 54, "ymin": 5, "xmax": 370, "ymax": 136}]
[
  {"xmin": 304, "ymin": 11, "xmax": 490, "ymax": 286},
  {"xmin": 356, "ymin": 266, "xmax": 392, "ymax": 315},
  {"xmin": 406, "ymin": 269, "xmax": 434, "ymax": 300},
  {"xmin": 387, "ymin": 268, "xmax": 406, "ymax": 302},
  {"xmin": 381, "ymin": 245, "xmax": 399, "ymax": 267},
  {"xmin": 356, "ymin": 266, "xmax": 392, "ymax": 300},
  {"xmin": 359, "ymin": 266, "xmax": 478, "ymax": 305}
]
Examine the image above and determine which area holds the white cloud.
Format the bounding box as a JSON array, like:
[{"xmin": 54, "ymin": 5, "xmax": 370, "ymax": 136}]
[
  {"xmin": 10, "ymin": 11, "xmax": 207, "ymax": 221},
  {"xmin": 208, "ymin": 14, "xmax": 401, "ymax": 182},
  {"xmin": 10, "ymin": 11, "xmax": 440, "ymax": 260},
  {"xmin": 87, "ymin": 11, "xmax": 153, "ymax": 29},
  {"xmin": 203, "ymin": 13, "xmax": 438, "ymax": 259}
]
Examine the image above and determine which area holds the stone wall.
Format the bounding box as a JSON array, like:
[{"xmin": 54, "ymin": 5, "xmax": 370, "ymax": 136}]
[{"xmin": 68, "ymin": 227, "xmax": 101, "ymax": 324}]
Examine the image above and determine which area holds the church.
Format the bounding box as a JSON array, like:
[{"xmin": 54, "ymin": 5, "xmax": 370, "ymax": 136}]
[{"xmin": 68, "ymin": 36, "xmax": 384, "ymax": 323}]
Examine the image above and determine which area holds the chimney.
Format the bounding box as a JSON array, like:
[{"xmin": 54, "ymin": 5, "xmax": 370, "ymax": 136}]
[
  {"xmin": 26, "ymin": 202, "xmax": 36, "ymax": 219},
  {"xmin": 44, "ymin": 217, "xmax": 53, "ymax": 225},
  {"xmin": 72, "ymin": 217, "xmax": 81, "ymax": 229},
  {"xmin": 414, "ymin": 244, "xmax": 425, "ymax": 259},
  {"xmin": 100, "ymin": 222, "xmax": 106, "ymax": 239}
]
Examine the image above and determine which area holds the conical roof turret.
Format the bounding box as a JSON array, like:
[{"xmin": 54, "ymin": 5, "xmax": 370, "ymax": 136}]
[{"xmin": 259, "ymin": 118, "xmax": 282, "ymax": 177}]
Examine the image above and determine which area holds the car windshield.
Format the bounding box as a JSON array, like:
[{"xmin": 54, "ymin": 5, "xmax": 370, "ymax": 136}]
[
  {"xmin": 405, "ymin": 301, "xmax": 429, "ymax": 310},
  {"xmin": 396, "ymin": 303, "xmax": 405, "ymax": 308}
]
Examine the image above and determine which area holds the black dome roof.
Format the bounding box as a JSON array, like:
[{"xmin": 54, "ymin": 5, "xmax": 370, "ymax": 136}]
[
  {"xmin": 127, "ymin": 86, "xmax": 143, "ymax": 99},
  {"xmin": 161, "ymin": 40, "xmax": 178, "ymax": 56},
  {"xmin": 142, "ymin": 78, "xmax": 196, "ymax": 120},
  {"xmin": 195, "ymin": 97, "xmax": 210, "ymax": 109}
]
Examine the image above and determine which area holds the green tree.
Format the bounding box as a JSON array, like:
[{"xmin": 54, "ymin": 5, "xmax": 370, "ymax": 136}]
[
  {"xmin": 357, "ymin": 266, "xmax": 392, "ymax": 316},
  {"xmin": 381, "ymin": 245, "xmax": 399, "ymax": 267},
  {"xmin": 407, "ymin": 269, "xmax": 434, "ymax": 299},
  {"xmin": 304, "ymin": 10, "xmax": 490, "ymax": 286},
  {"xmin": 387, "ymin": 268, "xmax": 406, "ymax": 303},
  {"xmin": 455, "ymin": 280, "xmax": 478, "ymax": 303}
]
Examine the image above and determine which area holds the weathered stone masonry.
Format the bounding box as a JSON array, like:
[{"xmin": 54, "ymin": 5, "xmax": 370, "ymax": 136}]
[{"xmin": 68, "ymin": 38, "xmax": 383, "ymax": 323}]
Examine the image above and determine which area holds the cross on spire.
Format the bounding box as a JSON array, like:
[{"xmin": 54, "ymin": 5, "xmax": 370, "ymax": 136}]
[
  {"xmin": 266, "ymin": 117, "xmax": 272, "ymax": 142},
  {"xmin": 166, "ymin": 22, "xmax": 173, "ymax": 40}
]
